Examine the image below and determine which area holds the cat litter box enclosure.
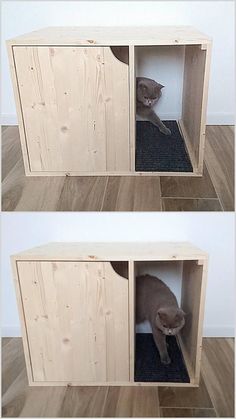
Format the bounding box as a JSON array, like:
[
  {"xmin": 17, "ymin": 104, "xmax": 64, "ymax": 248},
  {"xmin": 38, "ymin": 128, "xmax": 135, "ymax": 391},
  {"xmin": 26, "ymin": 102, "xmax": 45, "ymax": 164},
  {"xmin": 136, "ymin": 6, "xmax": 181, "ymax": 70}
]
[
  {"xmin": 7, "ymin": 27, "xmax": 212, "ymax": 177},
  {"xmin": 11, "ymin": 242, "xmax": 208, "ymax": 387}
]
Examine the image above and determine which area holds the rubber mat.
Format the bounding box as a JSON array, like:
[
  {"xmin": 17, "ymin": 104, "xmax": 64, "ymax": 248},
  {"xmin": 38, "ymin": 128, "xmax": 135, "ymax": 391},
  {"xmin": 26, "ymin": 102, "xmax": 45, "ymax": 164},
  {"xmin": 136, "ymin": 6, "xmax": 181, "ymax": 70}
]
[
  {"xmin": 135, "ymin": 333, "xmax": 190, "ymax": 383},
  {"xmin": 135, "ymin": 120, "xmax": 193, "ymax": 172}
]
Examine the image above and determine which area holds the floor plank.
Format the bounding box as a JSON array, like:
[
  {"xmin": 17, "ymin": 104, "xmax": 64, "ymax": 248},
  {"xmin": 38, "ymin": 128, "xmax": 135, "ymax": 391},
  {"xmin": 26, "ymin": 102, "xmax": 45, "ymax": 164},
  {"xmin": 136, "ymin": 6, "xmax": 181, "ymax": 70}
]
[
  {"xmin": 2, "ymin": 368, "xmax": 29, "ymax": 418},
  {"xmin": 160, "ymin": 407, "xmax": 217, "ymax": 417},
  {"xmin": 2, "ymin": 160, "xmax": 65, "ymax": 211},
  {"xmin": 158, "ymin": 376, "xmax": 213, "ymax": 409},
  {"xmin": 201, "ymin": 338, "xmax": 234, "ymax": 417},
  {"xmin": 102, "ymin": 176, "xmax": 162, "ymax": 211},
  {"xmin": 162, "ymin": 198, "xmax": 222, "ymax": 211},
  {"xmin": 1, "ymin": 338, "xmax": 13, "ymax": 347},
  {"xmin": 1, "ymin": 126, "xmax": 22, "ymax": 181},
  {"xmin": 205, "ymin": 126, "xmax": 234, "ymax": 211},
  {"xmin": 160, "ymin": 164, "xmax": 217, "ymax": 199},
  {"xmin": 58, "ymin": 386, "xmax": 108, "ymax": 417},
  {"xmin": 103, "ymin": 386, "xmax": 160, "ymax": 417},
  {"xmin": 56, "ymin": 177, "xmax": 108, "ymax": 211},
  {"xmin": 2, "ymin": 338, "xmax": 25, "ymax": 396}
]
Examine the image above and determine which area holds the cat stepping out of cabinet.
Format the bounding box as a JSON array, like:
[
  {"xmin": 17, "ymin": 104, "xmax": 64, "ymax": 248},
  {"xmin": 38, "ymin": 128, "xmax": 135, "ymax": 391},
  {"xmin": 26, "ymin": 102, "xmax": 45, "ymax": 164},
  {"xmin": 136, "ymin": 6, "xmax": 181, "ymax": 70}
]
[{"xmin": 136, "ymin": 274, "xmax": 185, "ymax": 365}]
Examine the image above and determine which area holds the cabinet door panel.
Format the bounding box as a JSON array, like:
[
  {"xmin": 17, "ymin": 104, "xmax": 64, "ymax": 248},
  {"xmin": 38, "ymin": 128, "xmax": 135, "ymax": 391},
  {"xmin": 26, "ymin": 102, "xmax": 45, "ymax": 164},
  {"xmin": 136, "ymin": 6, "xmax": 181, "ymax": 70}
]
[
  {"xmin": 17, "ymin": 261, "xmax": 129, "ymax": 382},
  {"xmin": 14, "ymin": 46, "xmax": 130, "ymax": 173}
]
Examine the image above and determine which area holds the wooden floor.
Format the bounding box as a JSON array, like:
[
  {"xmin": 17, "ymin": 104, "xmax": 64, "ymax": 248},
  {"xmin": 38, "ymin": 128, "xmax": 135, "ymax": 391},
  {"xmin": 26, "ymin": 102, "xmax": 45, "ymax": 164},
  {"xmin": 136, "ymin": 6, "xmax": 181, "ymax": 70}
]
[
  {"xmin": 1, "ymin": 125, "xmax": 234, "ymax": 211},
  {"xmin": 1, "ymin": 337, "xmax": 234, "ymax": 417}
]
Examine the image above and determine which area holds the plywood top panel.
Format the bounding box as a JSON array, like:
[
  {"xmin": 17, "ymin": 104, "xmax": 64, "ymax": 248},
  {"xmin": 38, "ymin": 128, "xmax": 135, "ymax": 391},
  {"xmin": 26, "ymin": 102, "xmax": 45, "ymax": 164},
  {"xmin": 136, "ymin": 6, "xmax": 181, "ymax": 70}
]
[
  {"xmin": 8, "ymin": 26, "xmax": 211, "ymax": 46},
  {"xmin": 12, "ymin": 242, "xmax": 208, "ymax": 261}
]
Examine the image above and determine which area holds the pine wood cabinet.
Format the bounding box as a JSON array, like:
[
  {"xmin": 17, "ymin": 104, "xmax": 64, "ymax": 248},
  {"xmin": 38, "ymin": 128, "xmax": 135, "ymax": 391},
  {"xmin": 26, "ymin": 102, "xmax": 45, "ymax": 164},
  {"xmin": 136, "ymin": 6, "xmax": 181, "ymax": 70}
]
[
  {"xmin": 7, "ymin": 26, "xmax": 212, "ymax": 176},
  {"xmin": 11, "ymin": 242, "xmax": 208, "ymax": 387}
]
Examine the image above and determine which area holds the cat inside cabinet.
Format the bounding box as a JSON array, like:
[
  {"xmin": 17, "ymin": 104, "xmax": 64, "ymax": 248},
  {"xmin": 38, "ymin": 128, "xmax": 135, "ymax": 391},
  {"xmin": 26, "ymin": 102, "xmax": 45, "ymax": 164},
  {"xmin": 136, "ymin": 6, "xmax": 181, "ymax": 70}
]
[
  {"xmin": 133, "ymin": 260, "xmax": 206, "ymax": 385},
  {"xmin": 135, "ymin": 44, "xmax": 209, "ymax": 175}
]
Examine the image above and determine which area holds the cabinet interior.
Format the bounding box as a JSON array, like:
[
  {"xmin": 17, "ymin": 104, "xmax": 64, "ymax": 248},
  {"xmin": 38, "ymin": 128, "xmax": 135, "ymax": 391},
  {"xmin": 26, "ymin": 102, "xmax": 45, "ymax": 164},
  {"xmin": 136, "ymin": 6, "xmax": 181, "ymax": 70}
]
[
  {"xmin": 134, "ymin": 45, "xmax": 207, "ymax": 174},
  {"xmin": 132, "ymin": 260, "xmax": 204, "ymax": 384}
]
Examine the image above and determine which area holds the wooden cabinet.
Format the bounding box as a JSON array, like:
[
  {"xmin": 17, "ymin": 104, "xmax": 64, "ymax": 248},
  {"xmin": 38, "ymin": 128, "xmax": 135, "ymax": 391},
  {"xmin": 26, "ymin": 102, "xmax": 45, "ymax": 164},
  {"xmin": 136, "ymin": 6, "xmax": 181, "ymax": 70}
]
[
  {"xmin": 11, "ymin": 242, "xmax": 208, "ymax": 387},
  {"xmin": 15, "ymin": 260, "xmax": 129, "ymax": 384},
  {"xmin": 12, "ymin": 46, "xmax": 130, "ymax": 173},
  {"xmin": 7, "ymin": 26, "xmax": 212, "ymax": 176}
]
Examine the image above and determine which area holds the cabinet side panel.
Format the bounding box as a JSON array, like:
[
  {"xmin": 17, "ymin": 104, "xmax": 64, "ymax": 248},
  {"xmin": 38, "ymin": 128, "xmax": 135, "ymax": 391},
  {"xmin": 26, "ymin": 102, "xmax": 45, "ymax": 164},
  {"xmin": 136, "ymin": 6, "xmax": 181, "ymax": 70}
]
[
  {"xmin": 10, "ymin": 259, "xmax": 34, "ymax": 384},
  {"xmin": 6, "ymin": 43, "xmax": 31, "ymax": 174},
  {"xmin": 129, "ymin": 46, "xmax": 136, "ymax": 172},
  {"xmin": 128, "ymin": 261, "xmax": 136, "ymax": 381},
  {"xmin": 182, "ymin": 45, "xmax": 209, "ymax": 172},
  {"xmin": 180, "ymin": 261, "xmax": 204, "ymax": 382},
  {"xmin": 17, "ymin": 261, "xmax": 129, "ymax": 383},
  {"xmin": 13, "ymin": 46, "xmax": 130, "ymax": 173}
]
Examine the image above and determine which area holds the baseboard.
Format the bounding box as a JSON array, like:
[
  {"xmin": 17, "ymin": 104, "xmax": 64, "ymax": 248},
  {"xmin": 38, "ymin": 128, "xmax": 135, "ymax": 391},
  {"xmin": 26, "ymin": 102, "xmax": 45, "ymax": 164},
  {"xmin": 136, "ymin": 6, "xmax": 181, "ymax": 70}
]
[
  {"xmin": 1, "ymin": 325, "xmax": 234, "ymax": 338},
  {"xmin": 1, "ymin": 113, "xmax": 234, "ymax": 126}
]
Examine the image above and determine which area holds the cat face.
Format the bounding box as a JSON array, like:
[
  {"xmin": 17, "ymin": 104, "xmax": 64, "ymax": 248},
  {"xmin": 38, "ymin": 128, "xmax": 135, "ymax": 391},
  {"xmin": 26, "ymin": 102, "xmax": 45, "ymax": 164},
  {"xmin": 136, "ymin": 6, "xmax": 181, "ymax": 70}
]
[
  {"xmin": 156, "ymin": 307, "xmax": 185, "ymax": 336},
  {"xmin": 137, "ymin": 78, "xmax": 164, "ymax": 108}
]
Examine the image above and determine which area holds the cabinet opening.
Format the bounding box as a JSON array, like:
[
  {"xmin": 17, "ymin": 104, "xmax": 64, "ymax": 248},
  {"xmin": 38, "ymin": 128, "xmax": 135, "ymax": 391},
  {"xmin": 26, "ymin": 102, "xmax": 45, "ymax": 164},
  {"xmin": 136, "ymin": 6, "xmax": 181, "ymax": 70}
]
[
  {"xmin": 110, "ymin": 261, "xmax": 129, "ymax": 278},
  {"xmin": 135, "ymin": 45, "xmax": 207, "ymax": 173},
  {"xmin": 134, "ymin": 260, "xmax": 204, "ymax": 383},
  {"xmin": 110, "ymin": 46, "xmax": 129, "ymax": 64}
]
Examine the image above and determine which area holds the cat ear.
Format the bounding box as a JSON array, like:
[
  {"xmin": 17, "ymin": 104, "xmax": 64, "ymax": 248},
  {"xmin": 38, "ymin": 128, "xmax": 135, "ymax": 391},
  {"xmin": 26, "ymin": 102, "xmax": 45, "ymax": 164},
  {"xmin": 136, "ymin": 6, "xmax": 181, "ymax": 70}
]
[{"xmin": 158, "ymin": 83, "xmax": 165, "ymax": 89}]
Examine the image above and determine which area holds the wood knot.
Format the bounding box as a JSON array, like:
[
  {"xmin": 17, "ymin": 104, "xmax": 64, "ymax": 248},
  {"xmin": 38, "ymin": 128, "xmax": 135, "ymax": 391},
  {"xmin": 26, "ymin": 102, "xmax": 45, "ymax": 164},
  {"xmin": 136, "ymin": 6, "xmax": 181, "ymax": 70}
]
[
  {"xmin": 63, "ymin": 338, "xmax": 70, "ymax": 344},
  {"xmin": 61, "ymin": 126, "xmax": 68, "ymax": 133}
]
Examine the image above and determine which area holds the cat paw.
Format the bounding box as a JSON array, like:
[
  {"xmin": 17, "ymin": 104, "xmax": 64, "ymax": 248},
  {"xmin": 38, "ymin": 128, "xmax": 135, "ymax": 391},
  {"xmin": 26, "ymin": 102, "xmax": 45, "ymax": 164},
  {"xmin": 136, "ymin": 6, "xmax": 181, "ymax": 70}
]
[
  {"xmin": 161, "ymin": 355, "xmax": 171, "ymax": 365},
  {"xmin": 160, "ymin": 127, "xmax": 171, "ymax": 136}
]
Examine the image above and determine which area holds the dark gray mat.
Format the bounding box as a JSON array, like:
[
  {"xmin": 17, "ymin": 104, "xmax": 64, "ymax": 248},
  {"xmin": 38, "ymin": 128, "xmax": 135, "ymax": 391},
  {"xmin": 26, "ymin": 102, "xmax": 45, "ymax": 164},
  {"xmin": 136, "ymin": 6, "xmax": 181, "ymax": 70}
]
[
  {"xmin": 135, "ymin": 333, "xmax": 190, "ymax": 383},
  {"xmin": 135, "ymin": 120, "xmax": 193, "ymax": 172}
]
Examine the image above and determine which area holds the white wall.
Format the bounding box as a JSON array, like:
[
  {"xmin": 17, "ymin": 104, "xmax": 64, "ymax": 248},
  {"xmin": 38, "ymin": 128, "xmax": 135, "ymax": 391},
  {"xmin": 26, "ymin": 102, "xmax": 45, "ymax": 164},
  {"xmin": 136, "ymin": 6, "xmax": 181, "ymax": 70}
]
[
  {"xmin": 1, "ymin": 212, "xmax": 235, "ymax": 337},
  {"xmin": 1, "ymin": 1, "xmax": 235, "ymax": 125},
  {"xmin": 136, "ymin": 46, "xmax": 185, "ymax": 120}
]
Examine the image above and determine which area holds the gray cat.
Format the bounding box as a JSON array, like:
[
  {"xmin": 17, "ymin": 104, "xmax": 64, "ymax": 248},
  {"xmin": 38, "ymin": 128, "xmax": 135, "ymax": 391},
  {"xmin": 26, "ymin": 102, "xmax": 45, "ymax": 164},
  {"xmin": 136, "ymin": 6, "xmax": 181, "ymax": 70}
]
[
  {"xmin": 136, "ymin": 274, "xmax": 185, "ymax": 365},
  {"xmin": 136, "ymin": 77, "xmax": 171, "ymax": 136}
]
